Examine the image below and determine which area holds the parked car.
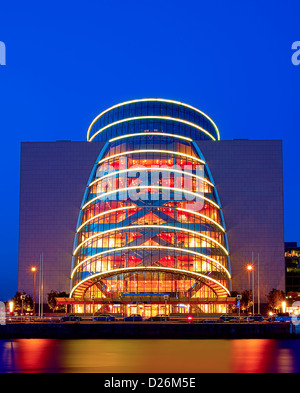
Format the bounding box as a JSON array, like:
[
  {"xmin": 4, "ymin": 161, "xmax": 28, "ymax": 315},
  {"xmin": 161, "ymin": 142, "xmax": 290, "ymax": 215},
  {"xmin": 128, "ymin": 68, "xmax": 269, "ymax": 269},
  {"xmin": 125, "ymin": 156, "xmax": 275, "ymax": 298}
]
[
  {"xmin": 94, "ymin": 314, "xmax": 116, "ymax": 322},
  {"xmin": 60, "ymin": 315, "xmax": 81, "ymax": 322},
  {"xmin": 244, "ymin": 314, "xmax": 264, "ymax": 322},
  {"xmin": 200, "ymin": 318, "xmax": 220, "ymax": 324},
  {"xmin": 123, "ymin": 314, "xmax": 143, "ymax": 321},
  {"xmin": 219, "ymin": 314, "xmax": 235, "ymax": 322},
  {"xmin": 147, "ymin": 314, "xmax": 169, "ymax": 321}
]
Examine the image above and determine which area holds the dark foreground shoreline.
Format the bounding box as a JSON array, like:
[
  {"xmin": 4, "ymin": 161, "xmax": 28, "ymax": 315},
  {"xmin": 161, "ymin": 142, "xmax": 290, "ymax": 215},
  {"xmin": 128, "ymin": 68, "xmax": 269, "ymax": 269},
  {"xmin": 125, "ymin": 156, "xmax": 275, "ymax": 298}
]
[{"xmin": 0, "ymin": 322, "xmax": 295, "ymax": 339}]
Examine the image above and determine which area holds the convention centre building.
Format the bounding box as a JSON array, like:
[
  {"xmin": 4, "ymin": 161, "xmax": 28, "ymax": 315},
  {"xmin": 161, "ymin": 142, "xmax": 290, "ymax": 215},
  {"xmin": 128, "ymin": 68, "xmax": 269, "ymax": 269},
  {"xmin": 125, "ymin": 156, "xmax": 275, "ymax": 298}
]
[{"xmin": 18, "ymin": 99, "xmax": 285, "ymax": 316}]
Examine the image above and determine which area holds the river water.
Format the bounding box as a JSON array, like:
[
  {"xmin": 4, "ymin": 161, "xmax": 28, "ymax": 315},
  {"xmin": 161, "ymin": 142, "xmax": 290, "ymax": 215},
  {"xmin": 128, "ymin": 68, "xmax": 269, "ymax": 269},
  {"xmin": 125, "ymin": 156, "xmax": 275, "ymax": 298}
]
[{"xmin": 1, "ymin": 338, "xmax": 300, "ymax": 373}]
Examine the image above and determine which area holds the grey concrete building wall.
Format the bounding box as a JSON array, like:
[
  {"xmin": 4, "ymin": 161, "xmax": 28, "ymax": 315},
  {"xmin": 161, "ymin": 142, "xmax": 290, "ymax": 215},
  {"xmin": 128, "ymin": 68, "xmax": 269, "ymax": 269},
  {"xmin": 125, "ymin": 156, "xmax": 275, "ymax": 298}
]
[
  {"xmin": 18, "ymin": 141, "xmax": 104, "ymax": 300},
  {"xmin": 197, "ymin": 139, "xmax": 285, "ymax": 301},
  {"xmin": 18, "ymin": 139, "xmax": 285, "ymax": 303}
]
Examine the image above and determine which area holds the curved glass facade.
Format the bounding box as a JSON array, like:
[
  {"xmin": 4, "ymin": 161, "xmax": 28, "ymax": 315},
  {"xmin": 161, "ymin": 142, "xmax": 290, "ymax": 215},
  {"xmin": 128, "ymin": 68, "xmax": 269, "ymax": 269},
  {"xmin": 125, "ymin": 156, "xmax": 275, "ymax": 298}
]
[
  {"xmin": 87, "ymin": 98, "xmax": 220, "ymax": 142},
  {"xmin": 70, "ymin": 99, "xmax": 231, "ymax": 316}
]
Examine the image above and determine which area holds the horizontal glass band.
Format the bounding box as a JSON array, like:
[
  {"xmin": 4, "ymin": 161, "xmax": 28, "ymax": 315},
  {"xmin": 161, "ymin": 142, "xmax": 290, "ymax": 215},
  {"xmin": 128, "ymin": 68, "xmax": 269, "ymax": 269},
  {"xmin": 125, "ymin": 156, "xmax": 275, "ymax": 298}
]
[
  {"xmin": 98, "ymin": 149, "xmax": 205, "ymax": 165},
  {"xmin": 89, "ymin": 116, "xmax": 217, "ymax": 142},
  {"xmin": 109, "ymin": 132, "xmax": 193, "ymax": 143},
  {"xmin": 88, "ymin": 167, "xmax": 214, "ymax": 189},
  {"xmin": 71, "ymin": 245, "xmax": 231, "ymax": 280},
  {"xmin": 77, "ymin": 206, "xmax": 225, "ymax": 234},
  {"xmin": 73, "ymin": 224, "xmax": 229, "ymax": 257},
  {"xmin": 81, "ymin": 185, "xmax": 220, "ymax": 211}
]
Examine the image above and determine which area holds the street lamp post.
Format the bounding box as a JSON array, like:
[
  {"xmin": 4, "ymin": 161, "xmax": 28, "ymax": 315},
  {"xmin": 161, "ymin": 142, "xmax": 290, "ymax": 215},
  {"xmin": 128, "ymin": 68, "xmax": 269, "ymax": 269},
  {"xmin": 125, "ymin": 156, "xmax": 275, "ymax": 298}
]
[
  {"xmin": 252, "ymin": 266, "xmax": 254, "ymax": 315},
  {"xmin": 31, "ymin": 267, "xmax": 37, "ymax": 316},
  {"xmin": 257, "ymin": 253, "xmax": 260, "ymax": 315},
  {"xmin": 21, "ymin": 294, "xmax": 26, "ymax": 322},
  {"xmin": 246, "ymin": 264, "xmax": 253, "ymax": 314}
]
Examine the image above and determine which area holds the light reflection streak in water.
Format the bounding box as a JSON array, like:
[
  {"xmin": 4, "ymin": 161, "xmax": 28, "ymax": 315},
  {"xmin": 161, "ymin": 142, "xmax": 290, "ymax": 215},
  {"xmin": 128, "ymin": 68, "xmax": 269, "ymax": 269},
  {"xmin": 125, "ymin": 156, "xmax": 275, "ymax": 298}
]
[{"xmin": 0, "ymin": 339, "xmax": 299, "ymax": 373}]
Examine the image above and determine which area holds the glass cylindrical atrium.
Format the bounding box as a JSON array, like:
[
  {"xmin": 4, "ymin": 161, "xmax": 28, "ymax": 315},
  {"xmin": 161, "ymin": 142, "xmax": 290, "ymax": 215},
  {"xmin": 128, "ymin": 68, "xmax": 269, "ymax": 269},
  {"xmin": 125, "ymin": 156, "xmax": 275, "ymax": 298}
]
[{"xmin": 70, "ymin": 99, "xmax": 231, "ymax": 316}]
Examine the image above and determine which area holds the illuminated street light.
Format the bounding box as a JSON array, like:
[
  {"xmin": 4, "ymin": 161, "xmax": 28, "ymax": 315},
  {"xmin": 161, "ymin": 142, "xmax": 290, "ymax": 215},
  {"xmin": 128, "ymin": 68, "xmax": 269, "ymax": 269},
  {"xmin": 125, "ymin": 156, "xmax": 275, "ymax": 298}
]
[
  {"xmin": 246, "ymin": 264, "xmax": 254, "ymax": 314},
  {"xmin": 282, "ymin": 301, "xmax": 287, "ymax": 314},
  {"xmin": 246, "ymin": 265, "xmax": 253, "ymax": 292},
  {"xmin": 31, "ymin": 266, "xmax": 37, "ymax": 315}
]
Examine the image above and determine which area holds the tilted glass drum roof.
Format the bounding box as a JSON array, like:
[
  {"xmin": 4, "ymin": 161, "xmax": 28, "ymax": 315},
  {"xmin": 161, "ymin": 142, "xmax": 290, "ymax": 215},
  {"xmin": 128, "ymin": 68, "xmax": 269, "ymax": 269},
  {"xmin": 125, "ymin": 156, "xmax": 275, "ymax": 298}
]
[{"xmin": 87, "ymin": 98, "xmax": 220, "ymax": 142}]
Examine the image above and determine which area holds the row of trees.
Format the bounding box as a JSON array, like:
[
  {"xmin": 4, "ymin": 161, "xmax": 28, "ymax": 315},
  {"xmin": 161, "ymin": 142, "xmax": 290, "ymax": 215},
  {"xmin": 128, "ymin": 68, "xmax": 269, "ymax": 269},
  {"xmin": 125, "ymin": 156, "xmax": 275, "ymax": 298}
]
[
  {"xmin": 10, "ymin": 290, "xmax": 69, "ymax": 313},
  {"xmin": 10, "ymin": 288, "xmax": 287, "ymax": 314},
  {"xmin": 230, "ymin": 288, "xmax": 286, "ymax": 313}
]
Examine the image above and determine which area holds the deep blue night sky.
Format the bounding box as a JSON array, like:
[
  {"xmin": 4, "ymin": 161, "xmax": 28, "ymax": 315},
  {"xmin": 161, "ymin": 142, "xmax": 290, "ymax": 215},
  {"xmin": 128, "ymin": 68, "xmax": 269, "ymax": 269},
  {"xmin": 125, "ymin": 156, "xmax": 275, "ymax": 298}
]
[{"xmin": 0, "ymin": 1, "xmax": 300, "ymax": 301}]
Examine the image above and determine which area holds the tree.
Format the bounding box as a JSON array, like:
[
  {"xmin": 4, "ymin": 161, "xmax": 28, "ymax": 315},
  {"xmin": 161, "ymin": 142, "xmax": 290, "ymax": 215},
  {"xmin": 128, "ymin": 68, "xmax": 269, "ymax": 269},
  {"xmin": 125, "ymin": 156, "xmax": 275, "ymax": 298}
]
[
  {"xmin": 47, "ymin": 291, "xmax": 69, "ymax": 312},
  {"xmin": 12, "ymin": 291, "xmax": 33, "ymax": 312},
  {"xmin": 267, "ymin": 288, "xmax": 285, "ymax": 312},
  {"xmin": 240, "ymin": 290, "xmax": 252, "ymax": 313}
]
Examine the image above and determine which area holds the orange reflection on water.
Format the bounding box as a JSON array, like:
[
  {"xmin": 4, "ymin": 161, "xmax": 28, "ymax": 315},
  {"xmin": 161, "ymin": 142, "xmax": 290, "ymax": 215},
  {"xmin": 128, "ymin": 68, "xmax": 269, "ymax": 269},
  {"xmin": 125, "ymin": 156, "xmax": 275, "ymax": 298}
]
[
  {"xmin": 60, "ymin": 339, "xmax": 232, "ymax": 373},
  {"xmin": 231, "ymin": 339, "xmax": 294, "ymax": 373},
  {"xmin": 1, "ymin": 339, "xmax": 61, "ymax": 373},
  {"xmin": 231, "ymin": 339, "xmax": 275, "ymax": 373}
]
